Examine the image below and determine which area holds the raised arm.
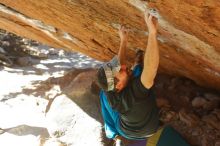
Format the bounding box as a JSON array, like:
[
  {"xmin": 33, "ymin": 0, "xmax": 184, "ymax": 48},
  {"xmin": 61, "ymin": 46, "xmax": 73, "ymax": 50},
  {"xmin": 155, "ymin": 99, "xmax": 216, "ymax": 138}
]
[
  {"xmin": 141, "ymin": 11, "xmax": 159, "ymax": 89},
  {"xmin": 118, "ymin": 26, "xmax": 129, "ymax": 65}
]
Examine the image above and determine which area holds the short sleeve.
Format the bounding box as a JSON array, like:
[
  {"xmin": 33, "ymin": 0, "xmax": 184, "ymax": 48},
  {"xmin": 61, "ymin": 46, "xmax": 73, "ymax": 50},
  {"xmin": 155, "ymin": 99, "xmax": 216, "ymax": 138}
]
[{"xmin": 136, "ymin": 77, "xmax": 150, "ymax": 94}]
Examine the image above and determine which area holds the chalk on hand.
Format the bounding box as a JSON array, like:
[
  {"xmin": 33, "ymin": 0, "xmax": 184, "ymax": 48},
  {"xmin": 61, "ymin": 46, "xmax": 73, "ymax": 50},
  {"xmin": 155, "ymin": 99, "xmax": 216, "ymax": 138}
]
[{"xmin": 149, "ymin": 8, "xmax": 159, "ymax": 19}]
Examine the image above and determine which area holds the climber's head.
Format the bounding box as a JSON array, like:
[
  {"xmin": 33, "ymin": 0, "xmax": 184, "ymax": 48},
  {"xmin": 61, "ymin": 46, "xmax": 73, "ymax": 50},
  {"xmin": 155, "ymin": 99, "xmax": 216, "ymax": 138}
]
[
  {"xmin": 135, "ymin": 49, "xmax": 144, "ymax": 65},
  {"xmin": 96, "ymin": 56, "xmax": 131, "ymax": 92}
]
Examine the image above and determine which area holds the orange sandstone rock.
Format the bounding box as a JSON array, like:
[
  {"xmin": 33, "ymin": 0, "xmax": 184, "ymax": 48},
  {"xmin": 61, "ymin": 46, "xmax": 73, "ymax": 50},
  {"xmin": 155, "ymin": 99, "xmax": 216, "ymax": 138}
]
[{"xmin": 0, "ymin": 0, "xmax": 219, "ymax": 90}]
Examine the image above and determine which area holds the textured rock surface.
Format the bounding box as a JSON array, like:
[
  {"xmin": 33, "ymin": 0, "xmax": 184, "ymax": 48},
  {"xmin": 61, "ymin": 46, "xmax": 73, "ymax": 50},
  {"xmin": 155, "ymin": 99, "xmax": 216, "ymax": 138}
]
[
  {"xmin": 0, "ymin": 0, "xmax": 220, "ymax": 90},
  {"xmin": 0, "ymin": 40, "xmax": 104, "ymax": 146}
]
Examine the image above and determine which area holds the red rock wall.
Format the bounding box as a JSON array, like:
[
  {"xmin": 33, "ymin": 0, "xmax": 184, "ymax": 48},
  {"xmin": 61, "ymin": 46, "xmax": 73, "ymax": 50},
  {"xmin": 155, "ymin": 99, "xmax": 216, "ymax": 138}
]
[{"xmin": 0, "ymin": 0, "xmax": 219, "ymax": 90}]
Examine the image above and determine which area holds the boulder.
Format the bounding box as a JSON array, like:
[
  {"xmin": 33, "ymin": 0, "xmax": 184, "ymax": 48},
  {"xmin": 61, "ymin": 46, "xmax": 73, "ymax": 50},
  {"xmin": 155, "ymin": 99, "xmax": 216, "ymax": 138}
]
[
  {"xmin": 0, "ymin": 47, "xmax": 6, "ymax": 54},
  {"xmin": 192, "ymin": 97, "xmax": 208, "ymax": 108},
  {"xmin": 63, "ymin": 69, "xmax": 97, "ymax": 97},
  {"xmin": 44, "ymin": 68, "xmax": 103, "ymax": 145},
  {"xmin": 46, "ymin": 93, "xmax": 103, "ymax": 146},
  {"xmin": 16, "ymin": 56, "xmax": 32, "ymax": 66},
  {"xmin": 0, "ymin": 0, "xmax": 220, "ymax": 91}
]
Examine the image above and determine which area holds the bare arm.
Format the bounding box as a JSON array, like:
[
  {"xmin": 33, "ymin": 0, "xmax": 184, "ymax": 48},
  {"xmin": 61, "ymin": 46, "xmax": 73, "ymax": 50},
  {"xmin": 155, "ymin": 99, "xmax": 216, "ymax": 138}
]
[
  {"xmin": 118, "ymin": 26, "xmax": 129, "ymax": 65},
  {"xmin": 141, "ymin": 12, "xmax": 159, "ymax": 89}
]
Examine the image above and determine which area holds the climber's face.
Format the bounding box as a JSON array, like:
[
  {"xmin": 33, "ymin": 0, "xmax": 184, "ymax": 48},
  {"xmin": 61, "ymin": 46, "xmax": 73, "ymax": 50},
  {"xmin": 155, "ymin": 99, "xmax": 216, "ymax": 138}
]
[{"xmin": 114, "ymin": 65, "xmax": 131, "ymax": 92}]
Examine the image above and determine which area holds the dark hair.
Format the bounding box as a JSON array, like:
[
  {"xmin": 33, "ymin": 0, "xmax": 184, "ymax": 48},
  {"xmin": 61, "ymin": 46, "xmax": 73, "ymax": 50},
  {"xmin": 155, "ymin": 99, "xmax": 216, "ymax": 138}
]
[
  {"xmin": 96, "ymin": 67, "xmax": 108, "ymax": 90},
  {"xmin": 136, "ymin": 49, "xmax": 144, "ymax": 66}
]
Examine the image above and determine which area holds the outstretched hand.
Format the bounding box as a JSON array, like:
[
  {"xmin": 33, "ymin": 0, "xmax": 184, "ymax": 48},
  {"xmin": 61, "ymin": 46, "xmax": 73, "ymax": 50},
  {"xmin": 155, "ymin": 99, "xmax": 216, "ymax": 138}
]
[
  {"xmin": 144, "ymin": 10, "xmax": 158, "ymax": 35},
  {"xmin": 119, "ymin": 25, "xmax": 129, "ymax": 41}
]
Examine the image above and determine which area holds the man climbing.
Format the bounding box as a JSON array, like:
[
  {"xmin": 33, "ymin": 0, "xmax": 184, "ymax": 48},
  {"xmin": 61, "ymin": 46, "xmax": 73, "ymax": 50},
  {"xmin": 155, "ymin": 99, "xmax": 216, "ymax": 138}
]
[{"xmin": 96, "ymin": 10, "xmax": 160, "ymax": 146}]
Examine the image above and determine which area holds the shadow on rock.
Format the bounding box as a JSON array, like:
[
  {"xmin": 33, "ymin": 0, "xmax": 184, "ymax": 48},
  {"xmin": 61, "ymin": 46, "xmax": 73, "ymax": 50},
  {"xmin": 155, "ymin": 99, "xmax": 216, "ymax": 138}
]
[{"xmin": 0, "ymin": 124, "xmax": 49, "ymax": 138}]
